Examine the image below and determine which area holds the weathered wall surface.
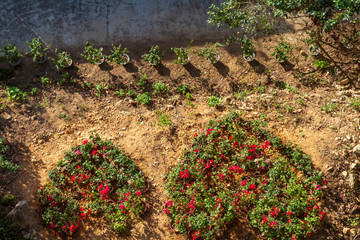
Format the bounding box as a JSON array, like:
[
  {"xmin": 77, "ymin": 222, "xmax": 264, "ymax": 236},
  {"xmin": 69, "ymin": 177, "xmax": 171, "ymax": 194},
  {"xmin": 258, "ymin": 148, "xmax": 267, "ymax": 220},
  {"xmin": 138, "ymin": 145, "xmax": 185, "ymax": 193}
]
[{"xmin": 0, "ymin": 0, "xmax": 227, "ymax": 50}]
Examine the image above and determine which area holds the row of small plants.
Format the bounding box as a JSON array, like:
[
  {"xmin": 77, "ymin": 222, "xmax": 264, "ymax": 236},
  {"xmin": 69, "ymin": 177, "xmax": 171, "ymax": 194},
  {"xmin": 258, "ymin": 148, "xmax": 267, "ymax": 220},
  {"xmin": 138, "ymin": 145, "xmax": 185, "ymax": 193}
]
[
  {"xmin": 38, "ymin": 133, "xmax": 148, "ymax": 237},
  {"xmin": 1, "ymin": 36, "xmax": 324, "ymax": 70},
  {"xmin": 164, "ymin": 111, "xmax": 326, "ymax": 240}
]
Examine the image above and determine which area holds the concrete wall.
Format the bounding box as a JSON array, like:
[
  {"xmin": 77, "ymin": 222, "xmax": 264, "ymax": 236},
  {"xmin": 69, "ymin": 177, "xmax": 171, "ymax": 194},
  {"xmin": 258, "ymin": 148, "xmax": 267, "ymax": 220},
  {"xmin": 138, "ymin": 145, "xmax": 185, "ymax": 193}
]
[{"xmin": 0, "ymin": 0, "xmax": 227, "ymax": 50}]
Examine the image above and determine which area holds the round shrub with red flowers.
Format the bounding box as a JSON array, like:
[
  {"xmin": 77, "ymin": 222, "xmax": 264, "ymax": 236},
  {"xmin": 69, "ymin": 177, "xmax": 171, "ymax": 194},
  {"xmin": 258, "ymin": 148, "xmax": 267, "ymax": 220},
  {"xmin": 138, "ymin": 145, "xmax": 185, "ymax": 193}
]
[
  {"xmin": 165, "ymin": 112, "xmax": 326, "ymax": 240},
  {"xmin": 38, "ymin": 133, "xmax": 147, "ymax": 236}
]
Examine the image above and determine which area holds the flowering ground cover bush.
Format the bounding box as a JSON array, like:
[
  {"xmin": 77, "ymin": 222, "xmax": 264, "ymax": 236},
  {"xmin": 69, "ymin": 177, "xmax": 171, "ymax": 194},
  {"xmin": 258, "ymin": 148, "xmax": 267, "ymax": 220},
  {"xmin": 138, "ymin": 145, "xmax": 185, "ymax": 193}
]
[
  {"xmin": 38, "ymin": 133, "xmax": 147, "ymax": 237},
  {"xmin": 165, "ymin": 112, "xmax": 326, "ymax": 240}
]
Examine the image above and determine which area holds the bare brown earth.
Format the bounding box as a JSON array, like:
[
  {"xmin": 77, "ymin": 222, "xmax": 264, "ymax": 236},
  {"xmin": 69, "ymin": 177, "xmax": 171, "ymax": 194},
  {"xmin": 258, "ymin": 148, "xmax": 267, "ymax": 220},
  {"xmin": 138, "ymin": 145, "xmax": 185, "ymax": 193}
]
[{"xmin": 1, "ymin": 17, "xmax": 360, "ymax": 239}]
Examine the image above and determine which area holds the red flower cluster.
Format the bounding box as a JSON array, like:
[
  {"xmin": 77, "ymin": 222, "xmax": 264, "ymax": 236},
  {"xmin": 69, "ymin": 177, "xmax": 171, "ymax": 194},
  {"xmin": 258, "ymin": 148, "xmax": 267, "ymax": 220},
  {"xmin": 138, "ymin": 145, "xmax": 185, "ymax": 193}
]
[{"xmin": 179, "ymin": 169, "xmax": 190, "ymax": 179}]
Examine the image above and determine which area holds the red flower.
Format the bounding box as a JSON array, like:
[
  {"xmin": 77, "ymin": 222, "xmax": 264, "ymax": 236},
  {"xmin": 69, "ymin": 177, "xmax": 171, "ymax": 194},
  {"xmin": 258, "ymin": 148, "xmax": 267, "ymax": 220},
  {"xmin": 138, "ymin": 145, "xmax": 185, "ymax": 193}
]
[
  {"xmin": 136, "ymin": 191, "xmax": 141, "ymax": 196},
  {"xmin": 262, "ymin": 216, "xmax": 267, "ymax": 223},
  {"xmin": 206, "ymin": 128, "xmax": 214, "ymax": 135},
  {"xmin": 166, "ymin": 201, "xmax": 173, "ymax": 207},
  {"xmin": 241, "ymin": 180, "xmax": 247, "ymax": 186},
  {"xmin": 83, "ymin": 140, "xmax": 88, "ymax": 145},
  {"xmin": 164, "ymin": 208, "xmax": 170, "ymax": 214},
  {"xmin": 119, "ymin": 205, "xmax": 124, "ymax": 209},
  {"xmin": 81, "ymin": 213, "xmax": 87, "ymax": 219}
]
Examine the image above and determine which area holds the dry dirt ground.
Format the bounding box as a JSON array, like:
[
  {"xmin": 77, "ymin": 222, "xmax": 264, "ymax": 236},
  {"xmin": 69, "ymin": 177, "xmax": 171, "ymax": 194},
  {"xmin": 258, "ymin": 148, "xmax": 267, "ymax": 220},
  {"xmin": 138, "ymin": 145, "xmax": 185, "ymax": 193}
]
[{"xmin": 1, "ymin": 18, "xmax": 360, "ymax": 239}]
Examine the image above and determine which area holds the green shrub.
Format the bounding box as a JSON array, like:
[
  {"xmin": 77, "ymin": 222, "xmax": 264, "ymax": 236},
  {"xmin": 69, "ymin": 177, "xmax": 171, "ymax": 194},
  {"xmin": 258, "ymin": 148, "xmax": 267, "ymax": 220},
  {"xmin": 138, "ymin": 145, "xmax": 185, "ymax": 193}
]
[
  {"xmin": 5, "ymin": 87, "xmax": 26, "ymax": 101},
  {"xmin": 208, "ymin": 96, "xmax": 221, "ymax": 107},
  {"xmin": 165, "ymin": 112, "xmax": 325, "ymax": 240},
  {"xmin": 39, "ymin": 134, "xmax": 147, "ymax": 236},
  {"xmin": 314, "ymin": 60, "xmax": 330, "ymax": 69},
  {"xmin": 141, "ymin": 45, "xmax": 163, "ymax": 66},
  {"xmin": 153, "ymin": 82, "xmax": 168, "ymax": 95},
  {"xmin": 136, "ymin": 92, "xmax": 152, "ymax": 105}
]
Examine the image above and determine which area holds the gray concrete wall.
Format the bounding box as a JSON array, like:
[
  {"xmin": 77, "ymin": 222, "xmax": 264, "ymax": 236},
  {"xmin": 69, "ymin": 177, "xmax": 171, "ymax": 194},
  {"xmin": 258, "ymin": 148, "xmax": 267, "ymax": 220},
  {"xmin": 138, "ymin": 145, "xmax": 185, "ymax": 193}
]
[{"xmin": 0, "ymin": 0, "xmax": 227, "ymax": 50}]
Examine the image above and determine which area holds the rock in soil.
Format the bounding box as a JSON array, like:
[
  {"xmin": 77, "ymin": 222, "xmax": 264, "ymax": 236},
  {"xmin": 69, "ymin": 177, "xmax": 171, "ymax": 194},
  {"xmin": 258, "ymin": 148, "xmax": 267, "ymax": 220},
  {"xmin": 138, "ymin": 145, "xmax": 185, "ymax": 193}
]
[
  {"xmin": 353, "ymin": 144, "xmax": 360, "ymax": 156},
  {"xmin": 6, "ymin": 200, "xmax": 29, "ymax": 226}
]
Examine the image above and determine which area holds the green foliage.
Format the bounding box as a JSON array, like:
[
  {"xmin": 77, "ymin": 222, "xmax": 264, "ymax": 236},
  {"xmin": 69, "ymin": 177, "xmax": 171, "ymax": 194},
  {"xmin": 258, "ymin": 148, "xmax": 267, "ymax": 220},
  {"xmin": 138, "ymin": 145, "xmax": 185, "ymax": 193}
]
[
  {"xmin": 156, "ymin": 111, "xmax": 172, "ymax": 127},
  {"xmin": 0, "ymin": 138, "xmax": 20, "ymax": 172},
  {"xmin": 0, "ymin": 194, "xmax": 16, "ymax": 205},
  {"xmin": 57, "ymin": 72, "xmax": 69, "ymax": 86},
  {"xmin": 141, "ymin": 45, "xmax": 163, "ymax": 66},
  {"xmin": 314, "ymin": 59, "xmax": 330, "ymax": 69},
  {"xmin": 195, "ymin": 42, "xmax": 223, "ymax": 64},
  {"xmin": 208, "ymin": 96, "xmax": 221, "ymax": 107},
  {"xmin": 27, "ymin": 38, "xmax": 48, "ymax": 62},
  {"xmin": 52, "ymin": 49, "xmax": 72, "ymax": 70},
  {"xmin": 172, "ymin": 42, "xmax": 192, "ymax": 65},
  {"xmin": 272, "ymin": 41, "xmax": 292, "ymax": 62},
  {"xmin": 1, "ymin": 42, "xmax": 22, "ymax": 64},
  {"xmin": 350, "ymin": 98, "xmax": 360, "ymax": 110},
  {"xmin": 322, "ymin": 102, "xmax": 338, "ymax": 113},
  {"xmin": 126, "ymin": 89, "xmax": 135, "ymax": 97},
  {"xmin": 208, "ymin": 0, "xmax": 278, "ymax": 40},
  {"xmin": 40, "ymin": 134, "xmax": 147, "ymax": 236},
  {"xmin": 40, "ymin": 76, "xmax": 51, "ymax": 85},
  {"xmin": 165, "ymin": 112, "xmax": 325, "ymax": 240},
  {"xmin": 114, "ymin": 89, "xmax": 125, "ymax": 97},
  {"xmin": 239, "ymin": 36, "xmax": 255, "ymax": 56},
  {"xmin": 177, "ymin": 84, "xmax": 189, "ymax": 95},
  {"xmin": 136, "ymin": 92, "xmax": 152, "ymax": 105},
  {"xmin": 107, "ymin": 44, "xmax": 129, "ymax": 65},
  {"xmin": 234, "ymin": 91, "xmax": 249, "ymax": 101},
  {"xmin": 0, "ymin": 219, "xmax": 19, "ymax": 240},
  {"xmin": 138, "ymin": 74, "xmax": 148, "ymax": 88},
  {"xmin": 81, "ymin": 41, "xmax": 104, "ymax": 64},
  {"xmin": 6, "ymin": 87, "xmax": 27, "ymax": 101},
  {"xmin": 267, "ymin": 0, "xmax": 360, "ymax": 32},
  {"xmin": 153, "ymin": 82, "xmax": 168, "ymax": 95}
]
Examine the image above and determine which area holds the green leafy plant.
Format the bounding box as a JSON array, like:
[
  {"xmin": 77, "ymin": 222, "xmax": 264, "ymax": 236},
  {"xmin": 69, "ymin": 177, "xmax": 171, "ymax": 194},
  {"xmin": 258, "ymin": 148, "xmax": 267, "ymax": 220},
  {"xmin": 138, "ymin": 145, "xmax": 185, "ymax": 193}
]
[
  {"xmin": 141, "ymin": 45, "xmax": 163, "ymax": 66},
  {"xmin": 240, "ymin": 36, "xmax": 255, "ymax": 57},
  {"xmin": 52, "ymin": 49, "xmax": 72, "ymax": 70},
  {"xmin": 153, "ymin": 82, "xmax": 168, "ymax": 95},
  {"xmin": 30, "ymin": 88, "xmax": 38, "ymax": 96},
  {"xmin": 208, "ymin": 95, "xmax": 221, "ymax": 107},
  {"xmin": 81, "ymin": 41, "xmax": 104, "ymax": 65},
  {"xmin": 115, "ymin": 89, "xmax": 125, "ymax": 97},
  {"xmin": 40, "ymin": 76, "xmax": 51, "ymax": 85},
  {"xmin": 1, "ymin": 42, "xmax": 22, "ymax": 65},
  {"xmin": 107, "ymin": 44, "xmax": 129, "ymax": 65},
  {"xmin": 314, "ymin": 59, "xmax": 330, "ymax": 69},
  {"xmin": 27, "ymin": 38, "xmax": 48, "ymax": 63},
  {"xmin": 164, "ymin": 112, "xmax": 325, "ymax": 240},
  {"xmin": 126, "ymin": 89, "xmax": 135, "ymax": 97},
  {"xmin": 136, "ymin": 92, "xmax": 152, "ymax": 105},
  {"xmin": 138, "ymin": 74, "xmax": 148, "ymax": 88},
  {"xmin": 0, "ymin": 138, "xmax": 20, "ymax": 172},
  {"xmin": 272, "ymin": 41, "xmax": 292, "ymax": 62},
  {"xmin": 172, "ymin": 42, "xmax": 192, "ymax": 65},
  {"xmin": 195, "ymin": 42, "xmax": 223, "ymax": 64},
  {"xmin": 350, "ymin": 98, "xmax": 360, "ymax": 111},
  {"xmin": 322, "ymin": 102, "xmax": 338, "ymax": 113},
  {"xmin": 39, "ymin": 134, "xmax": 148, "ymax": 236},
  {"xmin": 156, "ymin": 111, "xmax": 171, "ymax": 127},
  {"xmin": 177, "ymin": 84, "xmax": 189, "ymax": 95},
  {"xmin": 6, "ymin": 87, "xmax": 26, "ymax": 101}
]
